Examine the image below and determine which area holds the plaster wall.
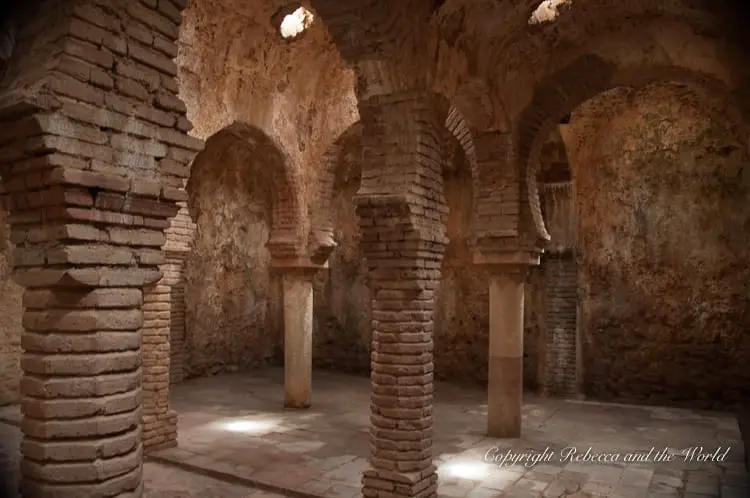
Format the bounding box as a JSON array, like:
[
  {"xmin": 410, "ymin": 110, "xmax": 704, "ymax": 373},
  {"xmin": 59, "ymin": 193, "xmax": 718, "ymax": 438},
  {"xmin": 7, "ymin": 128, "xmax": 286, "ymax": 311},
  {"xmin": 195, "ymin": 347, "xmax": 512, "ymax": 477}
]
[
  {"xmin": 0, "ymin": 208, "xmax": 22, "ymax": 406},
  {"xmin": 564, "ymin": 83, "xmax": 750, "ymax": 408}
]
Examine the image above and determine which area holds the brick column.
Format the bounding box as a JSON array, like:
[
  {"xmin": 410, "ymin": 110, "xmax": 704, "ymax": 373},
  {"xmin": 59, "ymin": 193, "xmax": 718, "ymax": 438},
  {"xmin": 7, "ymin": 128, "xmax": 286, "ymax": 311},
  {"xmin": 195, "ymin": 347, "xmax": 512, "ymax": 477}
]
[
  {"xmin": 164, "ymin": 251, "xmax": 187, "ymax": 385},
  {"xmin": 1, "ymin": 133, "xmax": 184, "ymax": 497},
  {"xmin": 0, "ymin": 1, "xmax": 200, "ymax": 494},
  {"xmin": 356, "ymin": 91, "xmax": 448, "ymax": 498},
  {"xmin": 20, "ymin": 285, "xmax": 147, "ymax": 497},
  {"xmin": 164, "ymin": 205, "xmax": 196, "ymax": 386},
  {"xmin": 472, "ymin": 127, "xmax": 543, "ymax": 438},
  {"xmin": 539, "ymin": 180, "xmax": 580, "ymax": 398},
  {"xmin": 281, "ymin": 268, "xmax": 316, "ymax": 408},
  {"xmin": 141, "ymin": 279, "xmax": 177, "ymax": 450}
]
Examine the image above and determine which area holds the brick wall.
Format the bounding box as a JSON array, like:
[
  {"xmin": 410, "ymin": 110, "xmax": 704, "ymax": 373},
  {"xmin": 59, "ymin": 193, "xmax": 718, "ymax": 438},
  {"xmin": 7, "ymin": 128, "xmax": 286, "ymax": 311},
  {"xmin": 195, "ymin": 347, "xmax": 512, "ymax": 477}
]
[
  {"xmin": 542, "ymin": 255, "xmax": 579, "ymax": 397},
  {"xmin": 164, "ymin": 204, "xmax": 193, "ymax": 383},
  {"xmin": 539, "ymin": 180, "xmax": 580, "ymax": 397},
  {"xmin": 164, "ymin": 253, "xmax": 187, "ymax": 384}
]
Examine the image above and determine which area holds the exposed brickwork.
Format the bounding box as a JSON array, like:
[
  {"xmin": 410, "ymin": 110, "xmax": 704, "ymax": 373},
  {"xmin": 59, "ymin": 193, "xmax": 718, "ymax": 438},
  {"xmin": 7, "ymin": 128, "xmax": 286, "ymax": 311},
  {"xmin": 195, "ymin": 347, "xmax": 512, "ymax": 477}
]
[
  {"xmin": 471, "ymin": 132, "xmax": 520, "ymax": 249},
  {"xmin": 312, "ymin": 106, "xmax": 476, "ymax": 268},
  {"xmin": 444, "ymin": 105, "xmax": 479, "ymax": 223},
  {"xmin": 164, "ymin": 204, "xmax": 193, "ymax": 384},
  {"xmin": 309, "ymin": 1, "xmax": 439, "ymax": 97},
  {"xmin": 164, "ymin": 204, "xmax": 194, "ymax": 252},
  {"xmin": 516, "ymin": 55, "xmax": 616, "ymax": 245},
  {"xmin": 355, "ymin": 91, "xmax": 448, "ymax": 498},
  {"xmin": 164, "ymin": 252, "xmax": 187, "ymax": 385},
  {"xmin": 186, "ymin": 124, "xmax": 302, "ymax": 262},
  {"xmin": 142, "ymin": 281, "xmax": 177, "ymax": 450},
  {"xmin": 310, "ymin": 128, "xmax": 547, "ymax": 391},
  {"xmin": 539, "ymin": 180, "xmax": 580, "ymax": 398},
  {"xmin": 0, "ymin": 0, "xmax": 201, "ymax": 495},
  {"xmin": 309, "ymin": 123, "xmax": 362, "ymax": 264},
  {"xmin": 542, "ymin": 255, "xmax": 579, "ymax": 397}
]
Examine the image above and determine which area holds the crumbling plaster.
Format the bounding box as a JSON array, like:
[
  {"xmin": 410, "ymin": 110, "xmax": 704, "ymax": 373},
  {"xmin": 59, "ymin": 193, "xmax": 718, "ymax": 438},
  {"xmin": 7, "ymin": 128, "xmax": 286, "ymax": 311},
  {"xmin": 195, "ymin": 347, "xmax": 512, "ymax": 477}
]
[
  {"xmin": 437, "ymin": 1, "xmax": 750, "ymax": 131},
  {"xmin": 177, "ymin": 0, "xmax": 359, "ymax": 245},
  {"xmin": 563, "ymin": 82, "xmax": 750, "ymax": 408}
]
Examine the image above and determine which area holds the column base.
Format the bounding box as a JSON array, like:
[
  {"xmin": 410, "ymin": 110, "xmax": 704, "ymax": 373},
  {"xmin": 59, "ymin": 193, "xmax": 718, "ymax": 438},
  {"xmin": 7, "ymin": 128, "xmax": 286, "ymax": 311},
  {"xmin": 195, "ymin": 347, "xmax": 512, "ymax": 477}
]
[
  {"xmin": 487, "ymin": 356, "xmax": 522, "ymax": 439},
  {"xmin": 363, "ymin": 466, "xmax": 438, "ymax": 498},
  {"xmin": 283, "ymin": 397, "xmax": 311, "ymax": 409},
  {"xmin": 487, "ymin": 424, "xmax": 522, "ymax": 439}
]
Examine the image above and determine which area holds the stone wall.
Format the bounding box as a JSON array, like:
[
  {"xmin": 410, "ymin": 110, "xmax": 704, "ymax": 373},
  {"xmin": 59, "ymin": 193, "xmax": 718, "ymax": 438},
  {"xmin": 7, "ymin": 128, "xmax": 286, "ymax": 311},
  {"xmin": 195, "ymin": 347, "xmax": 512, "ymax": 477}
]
[
  {"xmin": 0, "ymin": 208, "xmax": 22, "ymax": 406},
  {"xmin": 183, "ymin": 133, "xmax": 282, "ymax": 378},
  {"xmin": 565, "ymin": 83, "xmax": 750, "ymax": 409}
]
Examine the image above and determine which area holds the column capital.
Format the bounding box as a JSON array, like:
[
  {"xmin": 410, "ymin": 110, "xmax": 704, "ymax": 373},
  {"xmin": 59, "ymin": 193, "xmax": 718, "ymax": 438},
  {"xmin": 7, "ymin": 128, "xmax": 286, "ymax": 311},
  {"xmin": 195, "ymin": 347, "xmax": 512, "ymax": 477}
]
[{"xmin": 473, "ymin": 250, "xmax": 541, "ymax": 274}]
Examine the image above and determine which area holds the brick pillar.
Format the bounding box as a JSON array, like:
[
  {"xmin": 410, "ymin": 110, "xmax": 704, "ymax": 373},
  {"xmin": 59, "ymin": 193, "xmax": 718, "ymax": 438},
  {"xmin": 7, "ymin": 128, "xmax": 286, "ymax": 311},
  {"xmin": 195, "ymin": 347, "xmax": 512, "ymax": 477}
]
[
  {"xmin": 281, "ymin": 268, "xmax": 316, "ymax": 408},
  {"xmin": 356, "ymin": 91, "xmax": 448, "ymax": 498},
  {"xmin": 164, "ymin": 205, "xmax": 196, "ymax": 386},
  {"xmin": 542, "ymin": 254, "xmax": 580, "ymax": 397},
  {"xmin": 141, "ymin": 280, "xmax": 177, "ymax": 450},
  {"xmin": 0, "ymin": 1, "xmax": 201, "ymax": 494},
  {"xmin": 165, "ymin": 251, "xmax": 187, "ymax": 385},
  {"xmin": 20, "ymin": 286, "xmax": 147, "ymax": 497},
  {"xmin": 487, "ymin": 265, "xmax": 526, "ymax": 438},
  {"xmin": 0, "ymin": 128, "xmax": 184, "ymax": 497}
]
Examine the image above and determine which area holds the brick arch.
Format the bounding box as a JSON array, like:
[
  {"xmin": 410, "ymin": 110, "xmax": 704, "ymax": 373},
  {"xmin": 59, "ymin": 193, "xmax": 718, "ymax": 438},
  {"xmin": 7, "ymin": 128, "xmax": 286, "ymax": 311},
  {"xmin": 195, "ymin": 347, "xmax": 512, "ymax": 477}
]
[
  {"xmin": 445, "ymin": 104, "xmax": 479, "ymax": 224},
  {"xmin": 309, "ymin": 103, "xmax": 478, "ymax": 264},
  {"xmin": 187, "ymin": 122, "xmax": 303, "ymax": 258},
  {"xmin": 308, "ymin": 121, "xmax": 362, "ymax": 264},
  {"xmin": 516, "ymin": 55, "xmax": 747, "ymax": 245}
]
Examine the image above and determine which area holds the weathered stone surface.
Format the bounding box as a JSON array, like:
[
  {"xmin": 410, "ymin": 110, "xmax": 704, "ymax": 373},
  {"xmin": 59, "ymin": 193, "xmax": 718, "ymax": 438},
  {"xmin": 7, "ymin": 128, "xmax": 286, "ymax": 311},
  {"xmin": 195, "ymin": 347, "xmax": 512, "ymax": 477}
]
[
  {"xmin": 0, "ymin": 1, "xmax": 748, "ymax": 497},
  {"xmin": 0, "ymin": 208, "xmax": 22, "ymax": 406},
  {"xmin": 562, "ymin": 84, "xmax": 750, "ymax": 408}
]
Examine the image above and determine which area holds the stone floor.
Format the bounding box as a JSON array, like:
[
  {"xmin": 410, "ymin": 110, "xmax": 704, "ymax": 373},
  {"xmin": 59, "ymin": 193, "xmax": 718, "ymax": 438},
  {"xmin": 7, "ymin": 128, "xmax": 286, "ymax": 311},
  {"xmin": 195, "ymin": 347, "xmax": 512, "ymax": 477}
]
[
  {"xmin": 152, "ymin": 369, "xmax": 748, "ymax": 498},
  {"xmin": 0, "ymin": 420, "xmax": 285, "ymax": 498},
  {"xmin": 1, "ymin": 368, "xmax": 748, "ymax": 497}
]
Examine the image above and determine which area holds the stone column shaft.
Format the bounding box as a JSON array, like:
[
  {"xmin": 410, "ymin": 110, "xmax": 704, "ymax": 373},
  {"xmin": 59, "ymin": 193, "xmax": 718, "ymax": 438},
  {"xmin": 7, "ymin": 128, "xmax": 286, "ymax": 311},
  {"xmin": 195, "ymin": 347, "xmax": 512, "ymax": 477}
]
[
  {"xmin": 487, "ymin": 270, "xmax": 525, "ymax": 437},
  {"xmin": 282, "ymin": 271, "xmax": 314, "ymax": 408}
]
